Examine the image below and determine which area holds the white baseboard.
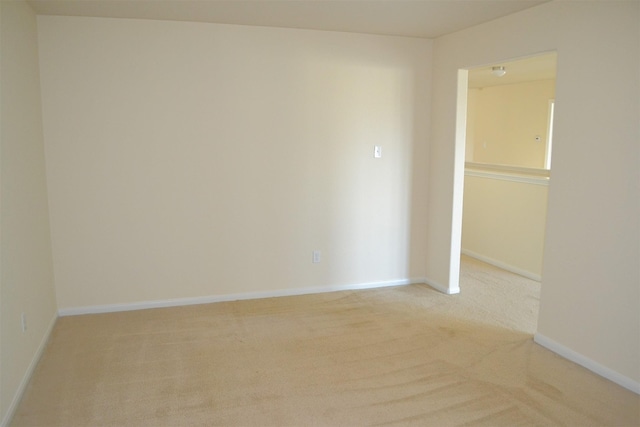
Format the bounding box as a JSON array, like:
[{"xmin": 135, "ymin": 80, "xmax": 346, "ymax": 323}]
[
  {"xmin": 461, "ymin": 249, "xmax": 541, "ymax": 282},
  {"xmin": 534, "ymin": 333, "xmax": 640, "ymax": 395},
  {"xmin": 58, "ymin": 278, "xmax": 428, "ymax": 316},
  {"xmin": 1, "ymin": 314, "xmax": 58, "ymax": 427},
  {"xmin": 424, "ymin": 277, "xmax": 460, "ymax": 295}
]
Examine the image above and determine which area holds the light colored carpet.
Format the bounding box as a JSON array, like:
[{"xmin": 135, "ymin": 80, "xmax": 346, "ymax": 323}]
[{"xmin": 11, "ymin": 256, "xmax": 640, "ymax": 426}]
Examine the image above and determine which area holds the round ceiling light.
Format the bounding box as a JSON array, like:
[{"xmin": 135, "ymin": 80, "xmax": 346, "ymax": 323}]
[{"xmin": 492, "ymin": 66, "xmax": 506, "ymax": 77}]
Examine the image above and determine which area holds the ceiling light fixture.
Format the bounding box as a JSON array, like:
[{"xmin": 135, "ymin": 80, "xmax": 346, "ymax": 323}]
[{"xmin": 492, "ymin": 66, "xmax": 506, "ymax": 77}]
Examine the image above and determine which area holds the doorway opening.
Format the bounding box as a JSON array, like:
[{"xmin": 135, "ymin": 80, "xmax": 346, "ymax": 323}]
[{"xmin": 457, "ymin": 52, "xmax": 557, "ymax": 286}]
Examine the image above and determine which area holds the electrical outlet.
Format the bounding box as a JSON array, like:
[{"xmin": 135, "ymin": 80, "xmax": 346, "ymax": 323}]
[
  {"xmin": 312, "ymin": 250, "xmax": 321, "ymax": 263},
  {"xmin": 21, "ymin": 313, "xmax": 27, "ymax": 332}
]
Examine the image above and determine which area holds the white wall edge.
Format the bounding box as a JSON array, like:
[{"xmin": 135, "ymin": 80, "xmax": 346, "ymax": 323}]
[
  {"xmin": 465, "ymin": 168, "xmax": 549, "ymax": 186},
  {"xmin": 461, "ymin": 249, "xmax": 541, "ymax": 282},
  {"xmin": 425, "ymin": 276, "xmax": 460, "ymax": 295},
  {"xmin": 58, "ymin": 278, "xmax": 427, "ymax": 316},
  {"xmin": 1, "ymin": 314, "xmax": 58, "ymax": 427},
  {"xmin": 534, "ymin": 333, "xmax": 640, "ymax": 395},
  {"xmin": 446, "ymin": 68, "xmax": 469, "ymax": 301}
]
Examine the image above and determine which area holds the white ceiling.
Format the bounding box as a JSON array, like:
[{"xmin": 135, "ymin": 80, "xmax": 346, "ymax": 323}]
[{"xmin": 27, "ymin": 0, "xmax": 548, "ymax": 39}]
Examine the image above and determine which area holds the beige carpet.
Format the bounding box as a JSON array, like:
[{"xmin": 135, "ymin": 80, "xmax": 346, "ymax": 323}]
[{"xmin": 11, "ymin": 256, "xmax": 640, "ymax": 426}]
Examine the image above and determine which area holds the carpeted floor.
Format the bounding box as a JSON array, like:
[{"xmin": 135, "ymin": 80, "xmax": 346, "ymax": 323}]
[{"xmin": 11, "ymin": 256, "xmax": 640, "ymax": 426}]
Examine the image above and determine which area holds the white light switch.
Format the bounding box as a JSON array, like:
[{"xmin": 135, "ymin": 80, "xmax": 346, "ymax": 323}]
[
  {"xmin": 374, "ymin": 146, "xmax": 382, "ymax": 158},
  {"xmin": 312, "ymin": 250, "xmax": 321, "ymax": 263}
]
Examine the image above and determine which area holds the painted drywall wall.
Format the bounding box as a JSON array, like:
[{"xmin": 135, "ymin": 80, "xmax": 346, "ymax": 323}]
[
  {"xmin": 37, "ymin": 16, "xmax": 431, "ymax": 311},
  {"xmin": 429, "ymin": 0, "xmax": 639, "ymax": 385},
  {"xmin": 0, "ymin": 0, "xmax": 58, "ymax": 424},
  {"xmin": 467, "ymin": 79, "xmax": 555, "ymax": 169},
  {"xmin": 462, "ymin": 174, "xmax": 548, "ymax": 279}
]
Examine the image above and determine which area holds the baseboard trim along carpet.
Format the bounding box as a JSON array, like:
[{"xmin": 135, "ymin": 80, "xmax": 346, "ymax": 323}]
[
  {"xmin": 424, "ymin": 277, "xmax": 459, "ymax": 295},
  {"xmin": 1, "ymin": 314, "xmax": 57, "ymax": 427},
  {"xmin": 58, "ymin": 277, "xmax": 430, "ymax": 317},
  {"xmin": 534, "ymin": 333, "xmax": 640, "ymax": 395},
  {"xmin": 461, "ymin": 249, "xmax": 541, "ymax": 282}
]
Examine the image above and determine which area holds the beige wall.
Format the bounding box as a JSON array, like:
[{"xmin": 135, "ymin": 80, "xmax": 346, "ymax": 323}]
[
  {"xmin": 467, "ymin": 79, "xmax": 555, "ymax": 169},
  {"xmin": 37, "ymin": 16, "xmax": 432, "ymax": 311},
  {"xmin": 0, "ymin": 0, "xmax": 58, "ymax": 424},
  {"xmin": 429, "ymin": 0, "xmax": 639, "ymax": 385},
  {"xmin": 462, "ymin": 174, "xmax": 548, "ymax": 279}
]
